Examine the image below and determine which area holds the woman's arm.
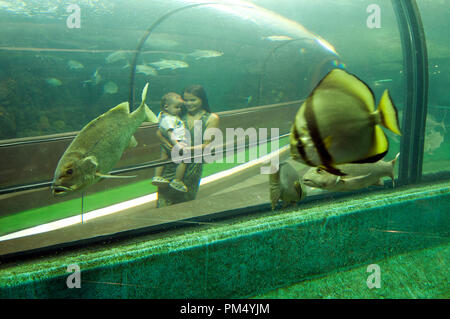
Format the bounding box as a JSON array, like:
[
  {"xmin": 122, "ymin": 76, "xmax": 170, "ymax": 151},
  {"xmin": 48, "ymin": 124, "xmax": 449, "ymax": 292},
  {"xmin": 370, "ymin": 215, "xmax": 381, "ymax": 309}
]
[{"xmin": 189, "ymin": 113, "xmax": 220, "ymax": 152}]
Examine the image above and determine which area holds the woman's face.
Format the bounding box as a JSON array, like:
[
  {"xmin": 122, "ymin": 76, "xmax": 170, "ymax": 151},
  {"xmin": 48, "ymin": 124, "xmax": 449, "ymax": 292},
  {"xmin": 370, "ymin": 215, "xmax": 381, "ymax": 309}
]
[{"xmin": 183, "ymin": 92, "xmax": 203, "ymax": 113}]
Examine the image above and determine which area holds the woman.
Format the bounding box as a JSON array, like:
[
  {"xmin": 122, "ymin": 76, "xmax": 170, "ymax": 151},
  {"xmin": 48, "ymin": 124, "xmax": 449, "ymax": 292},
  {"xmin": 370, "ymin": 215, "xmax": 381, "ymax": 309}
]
[{"xmin": 156, "ymin": 85, "xmax": 220, "ymax": 207}]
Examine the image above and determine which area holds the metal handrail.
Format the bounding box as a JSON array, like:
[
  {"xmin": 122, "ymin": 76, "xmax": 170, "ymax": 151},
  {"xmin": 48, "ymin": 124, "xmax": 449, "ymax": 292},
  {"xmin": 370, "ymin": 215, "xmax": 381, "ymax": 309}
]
[{"xmin": 0, "ymin": 132, "xmax": 290, "ymax": 195}]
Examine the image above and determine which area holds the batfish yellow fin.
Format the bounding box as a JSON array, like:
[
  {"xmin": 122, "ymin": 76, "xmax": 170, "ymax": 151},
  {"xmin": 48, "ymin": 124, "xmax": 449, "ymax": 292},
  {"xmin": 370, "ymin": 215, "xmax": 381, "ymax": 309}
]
[
  {"xmin": 354, "ymin": 126, "xmax": 389, "ymax": 164},
  {"xmin": 378, "ymin": 90, "xmax": 401, "ymax": 135},
  {"xmin": 95, "ymin": 172, "xmax": 136, "ymax": 179},
  {"xmin": 321, "ymin": 69, "xmax": 375, "ymax": 112}
]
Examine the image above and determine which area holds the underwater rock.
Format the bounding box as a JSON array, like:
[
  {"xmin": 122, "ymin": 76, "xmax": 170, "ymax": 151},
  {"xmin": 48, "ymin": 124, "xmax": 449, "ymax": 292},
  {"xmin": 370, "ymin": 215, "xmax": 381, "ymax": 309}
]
[
  {"xmin": 424, "ymin": 129, "xmax": 444, "ymax": 155},
  {"xmin": 38, "ymin": 115, "xmax": 50, "ymax": 131},
  {"xmin": 53, "ymin": 120, "xmax": 66, "ymax": 131},
  {"xmin": 103, "ymin": 81, "xmax": 119, "ymax": 94}
]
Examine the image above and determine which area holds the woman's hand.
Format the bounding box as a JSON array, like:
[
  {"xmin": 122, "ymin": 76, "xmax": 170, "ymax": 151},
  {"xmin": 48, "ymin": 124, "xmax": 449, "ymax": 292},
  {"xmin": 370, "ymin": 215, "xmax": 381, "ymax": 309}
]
[{"xmin": 156, "ymin": 130, "xmax": 173, "ymax": 151}]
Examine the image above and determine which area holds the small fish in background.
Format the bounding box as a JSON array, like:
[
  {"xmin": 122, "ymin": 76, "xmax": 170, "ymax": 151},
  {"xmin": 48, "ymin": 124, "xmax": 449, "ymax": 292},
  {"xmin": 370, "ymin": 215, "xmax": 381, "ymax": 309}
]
[
  {"xmin": 46, "ymin": 78, "xmax": 62, "ymax": 86},
  {"xmin": 188, "ymin": 49, "xmax": 223, "ymax": 60},
  {"xmin": 67, "ymin": 60, "xmax": 84, "ymax": 70},
  {"xmin": 373, "ymin": 78, "xmax": 393, "ymax": 87},
  {"xmin": 103, "ymin": 81, "xmax": 118, "ymax": 94},
  {"xmin": 290, "ymin": 68, "xmax": 402, "ymax": 176},
  {"xmin": 424, "ymin": 129, "xmax": 444, "ymax": 155},
  {"xmin": 262, "ymin": 35, "xmax": 293, "ymax": 41},
  {"xmin": 246, "ymin": 95, "xmax": 253, "ymax": 106},
  {"xmin": 83, "ymin": 68, "xmax": 102, "ymax": 86},
  {"xmin": 373, "ymin": 79, "xmax": 392, "ymax": 85},
  {"xmin": 122, "ymin": 61, "xmax": 131, "ymax": 69},
  {"xmin": 302, "ymin": 153, "xmax": 400, "ymax": 192},
  {"xmin": 269, "ymin": 162, "xmax": 305, "ymax": 210},
  {"xmin": 149, "ymin": 59, "xmax": 189, "ymax": 70},
  {"xmin": 51, "ymin": 83, "xmax": 158, "ymax": 196},
  {"xmin": 105, "ymin": 50, "xmax": 129, "ymax": 64},
  {"xmin": 136, "ymin": 64, "xmax": 158, "ymax": 76}
]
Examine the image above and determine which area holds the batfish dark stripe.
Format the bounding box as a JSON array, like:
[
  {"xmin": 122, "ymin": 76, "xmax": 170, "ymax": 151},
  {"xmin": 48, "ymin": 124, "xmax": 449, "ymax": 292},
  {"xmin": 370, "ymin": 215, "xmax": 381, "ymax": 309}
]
[
  {"xmin": 303, "ymin": 98, "xmax": 334, "ymax": 167},
  {"xmin": 293, "ymin": 126, "xmax": 315, "ymax": 167},
  {"xmin": 351, "ymin": 149, "xmax": 388, "ymax": 164}
]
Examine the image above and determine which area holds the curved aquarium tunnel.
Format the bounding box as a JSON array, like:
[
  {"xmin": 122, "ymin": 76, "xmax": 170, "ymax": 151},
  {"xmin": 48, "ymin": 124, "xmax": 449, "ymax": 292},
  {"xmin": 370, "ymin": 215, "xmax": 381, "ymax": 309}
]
[{"xmin": 0, "ymin": 0, "xmax": 448, "ymax": 299}]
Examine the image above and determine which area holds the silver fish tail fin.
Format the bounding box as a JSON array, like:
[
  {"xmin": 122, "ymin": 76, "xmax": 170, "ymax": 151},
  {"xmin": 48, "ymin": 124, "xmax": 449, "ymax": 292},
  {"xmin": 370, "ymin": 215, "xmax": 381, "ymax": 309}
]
[
  {"xmin": 131, "ymin": 83, "xmax": 151, "ymax": 122},
  {"xmin": 144, "ymin": 104, "xmax": 158, "ymax": 123},
  {"xmin": 140, "ymin": 82, "xmax": 158, "ymax": 123},
  {"xmin": 141, "ymin": 82, "xmax": 149, "ymax": 105},
  {"xmin": 390, "ymin": 152, "xmax": 400, "ymax": 187},
  {"xmin": 391, "ymin": 152, "xmax": 400, "ymax": 165}
]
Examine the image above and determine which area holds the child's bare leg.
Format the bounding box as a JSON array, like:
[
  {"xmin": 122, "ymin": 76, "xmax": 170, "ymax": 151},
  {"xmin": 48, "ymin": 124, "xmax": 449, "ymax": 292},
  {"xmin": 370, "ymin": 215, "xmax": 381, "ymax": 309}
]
[
  {"xmin": 152, "ymin": 148, "xmax": 170, "ymax": 187},
  {"xmin": 175, "ymin": 162, "xmax": 187, "ymax": 181},
  {"xmin": 154, "ymin": 148, "xmax": 169, "ymax": 177}
]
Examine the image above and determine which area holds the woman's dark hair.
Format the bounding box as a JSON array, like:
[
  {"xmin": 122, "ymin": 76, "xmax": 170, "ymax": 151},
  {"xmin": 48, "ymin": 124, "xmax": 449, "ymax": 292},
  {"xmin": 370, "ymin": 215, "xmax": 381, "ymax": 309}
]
[{"xmin": 182, "ymin": 84, "xmax": 211, "ymax": 113}]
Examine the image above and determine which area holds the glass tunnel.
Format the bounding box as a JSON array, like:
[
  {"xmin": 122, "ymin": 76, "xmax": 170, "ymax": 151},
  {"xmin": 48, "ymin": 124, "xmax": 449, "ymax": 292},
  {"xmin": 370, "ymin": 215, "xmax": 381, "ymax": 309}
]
[{"xmin": 0, "ymin": 0, "xmax": 448, "ymax": 299}]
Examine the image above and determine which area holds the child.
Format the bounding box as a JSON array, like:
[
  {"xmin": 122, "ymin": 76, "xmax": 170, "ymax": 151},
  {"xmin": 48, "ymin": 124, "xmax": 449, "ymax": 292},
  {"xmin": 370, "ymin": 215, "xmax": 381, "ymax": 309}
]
[{"xmin": 152, "ymin": 92, "xmax": 189, "ymax": 192}]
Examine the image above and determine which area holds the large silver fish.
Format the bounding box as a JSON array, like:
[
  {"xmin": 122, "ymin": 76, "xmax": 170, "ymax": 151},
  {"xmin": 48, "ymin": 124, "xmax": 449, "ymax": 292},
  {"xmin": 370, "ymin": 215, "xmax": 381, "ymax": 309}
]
[
  {"xmin": 269, "ymin": 161, "xmax": 305, "ymax": 210},
  {"xmin": 188, "ymin": 49, "xmax": 223, "ymax": 60},
  {"xmin": 302, "ymin": 153, "xmax": 400, "ymax": 192},
  {"xmin": 51, "ymin": 83, "xmax": 157, "ymax": 196},
  {"xmin": 149, "ymin": 59, "xmax": 189, "ymax": 70}
]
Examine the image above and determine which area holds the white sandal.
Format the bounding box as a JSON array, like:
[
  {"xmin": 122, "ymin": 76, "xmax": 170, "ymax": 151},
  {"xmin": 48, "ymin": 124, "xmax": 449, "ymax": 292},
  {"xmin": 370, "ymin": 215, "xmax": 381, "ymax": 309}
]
[
  {"xmin": 169, "ymin": 179, "xmax": 188, "ymax": 192},
  {"xmin": 152, "ymin": 176, "xmax": 169, "ymax": 187}
]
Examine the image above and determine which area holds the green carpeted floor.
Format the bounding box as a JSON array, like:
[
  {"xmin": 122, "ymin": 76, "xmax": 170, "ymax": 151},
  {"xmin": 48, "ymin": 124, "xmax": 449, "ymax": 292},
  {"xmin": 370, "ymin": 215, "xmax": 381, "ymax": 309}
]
[{"xmin": 253, "ymin": 243, "xmax": 449, "ymax": 299}]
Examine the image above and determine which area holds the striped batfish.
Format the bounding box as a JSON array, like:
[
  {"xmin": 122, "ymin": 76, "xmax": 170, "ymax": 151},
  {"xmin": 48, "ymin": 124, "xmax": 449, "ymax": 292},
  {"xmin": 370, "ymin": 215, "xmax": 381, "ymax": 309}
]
[{"xmin": 290, "ymin": 68, "xmax": 401, "ymax": 176}]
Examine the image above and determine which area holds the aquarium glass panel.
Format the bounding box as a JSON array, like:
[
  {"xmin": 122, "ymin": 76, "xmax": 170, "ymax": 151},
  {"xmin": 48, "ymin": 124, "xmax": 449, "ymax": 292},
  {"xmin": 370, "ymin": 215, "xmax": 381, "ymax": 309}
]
[
  {"xmin": 0, "ymin": 0, "xmax": 437, "ymax": 258},
  {"xmin": 417, "ymin": 0, "xmax": 450, "ymax": 175}
]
